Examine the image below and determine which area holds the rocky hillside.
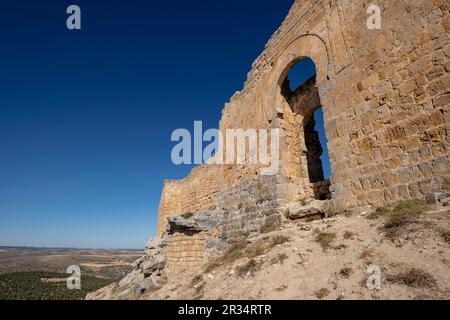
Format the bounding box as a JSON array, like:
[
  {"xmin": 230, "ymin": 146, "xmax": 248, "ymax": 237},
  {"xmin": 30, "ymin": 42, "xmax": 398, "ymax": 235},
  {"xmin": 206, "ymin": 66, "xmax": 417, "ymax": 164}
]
[{"xmin": 87, "ymin": 200, "xmax": 450, "ymax": 300}]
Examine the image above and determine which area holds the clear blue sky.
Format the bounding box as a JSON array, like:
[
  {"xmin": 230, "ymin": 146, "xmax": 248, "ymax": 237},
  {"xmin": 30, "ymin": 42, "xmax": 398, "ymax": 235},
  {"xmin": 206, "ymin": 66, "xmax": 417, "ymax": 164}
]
[{"xmin": 0, "ymin": 0, "xmax": 329, "ymax": 249}]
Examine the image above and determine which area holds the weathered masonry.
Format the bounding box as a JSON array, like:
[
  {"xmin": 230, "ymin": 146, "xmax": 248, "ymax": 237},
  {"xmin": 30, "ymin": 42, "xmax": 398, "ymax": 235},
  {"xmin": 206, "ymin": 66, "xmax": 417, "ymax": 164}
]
[{"xmin": 157, "ymin": 0, "xmax": 450, "ymax": 275}]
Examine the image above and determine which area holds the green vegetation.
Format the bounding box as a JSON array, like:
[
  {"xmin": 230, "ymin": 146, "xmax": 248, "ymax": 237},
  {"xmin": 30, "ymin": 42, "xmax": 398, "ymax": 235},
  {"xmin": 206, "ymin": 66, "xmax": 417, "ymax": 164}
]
[
  {"xmin": 384, "ymin": 200, "xmax": 428, "ymax": 228},
  {"xmin": 367, "ymin": 199, "xmax": 428, "ymax": 221},
  {"xmin": 366, "ymin": 199, "xmax": 430, "ymax": 238},
  {"xmin": 0, "ymin": 271, "xmax": 114, "ymax": 300}
]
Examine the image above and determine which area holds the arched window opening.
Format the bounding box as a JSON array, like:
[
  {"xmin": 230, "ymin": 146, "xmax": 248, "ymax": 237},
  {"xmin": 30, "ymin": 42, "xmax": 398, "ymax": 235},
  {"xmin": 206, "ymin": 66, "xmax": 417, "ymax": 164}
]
[{"xmin": 281, "ymin": 57, "xmax": 332, "ymax": 200}]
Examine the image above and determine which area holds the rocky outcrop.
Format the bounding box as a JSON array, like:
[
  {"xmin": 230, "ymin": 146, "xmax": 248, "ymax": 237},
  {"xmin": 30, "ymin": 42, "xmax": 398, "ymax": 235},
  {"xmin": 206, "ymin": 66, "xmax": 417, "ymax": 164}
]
[
  {"xmin": 86, "ymin": 235, "xmax": 168, "ymax": 300},
  {"xmin": 86, "ymin": 211, "xmax": 222, "ymax": 299},
  {"xmin": 287, "ymin": 200, "xmax": 328, "ymax": 220},
  {"xmin": 166, "ymin": 210, "xmax": 221, "ymax": 233}
]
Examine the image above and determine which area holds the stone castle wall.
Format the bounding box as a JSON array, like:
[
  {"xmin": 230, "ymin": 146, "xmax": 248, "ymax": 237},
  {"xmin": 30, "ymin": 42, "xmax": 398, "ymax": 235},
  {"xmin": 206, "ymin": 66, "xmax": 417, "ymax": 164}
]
[{"xmin": 157, "ymin": 0, "xmax": 450, "ymax": 274}]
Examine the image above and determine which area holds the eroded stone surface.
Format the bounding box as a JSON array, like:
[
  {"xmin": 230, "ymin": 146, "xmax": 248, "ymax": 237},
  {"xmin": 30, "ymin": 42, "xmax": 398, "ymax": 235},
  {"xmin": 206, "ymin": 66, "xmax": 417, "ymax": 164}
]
[{"xmin": 88, "ymin": 0, "xmax": 450, "ymax": 299}]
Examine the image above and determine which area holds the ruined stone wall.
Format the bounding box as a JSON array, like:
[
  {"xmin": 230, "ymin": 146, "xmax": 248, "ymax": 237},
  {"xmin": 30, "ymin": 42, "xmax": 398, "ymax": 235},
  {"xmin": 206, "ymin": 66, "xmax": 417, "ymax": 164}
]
[
  {"xmin": 157, "ymin": 165, "xmax": 223, "ymax": 236},
  {"xmin": 166, "ymin": 231, "xmax": 208, "ymax": 275},
  {"xmin": 156, "ymin": 0, "xmax": 450, "ymax": 273},
  {"xmin": 280, "ymin": 76, "xmax": 323, "ymax": 203},
  {"xmin": 321, "ymin": 0, "xmax": 450, "ymax": 208}
]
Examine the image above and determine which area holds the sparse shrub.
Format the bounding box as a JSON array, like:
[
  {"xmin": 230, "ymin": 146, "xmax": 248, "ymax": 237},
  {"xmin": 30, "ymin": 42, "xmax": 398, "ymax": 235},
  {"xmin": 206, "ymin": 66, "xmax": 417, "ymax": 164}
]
[
  {"xmin": 203, "ymin": 235, "xmax": 291, "ymax": 273},
  {"xmin": 343, "ymin": 231, "xmax": 355, "ymax": 239},
  {"xmin": 339, "ymin": 267, "xmax": 353, "ymax": 278},
  {"xmin": 343, "ymin": 210, "xmax": 353, "ymax": 217},
  {"xmin": 236, "ymin": 259, "xmax": 262, "ymax": 277},
  {"xmin": 272, "ymin": 253, "xmax": 288, "ymax": 265},
  {"xmin": 368, "ymin": 200, "xmax": 429, "ymax": 238},
  {"xmin": 246, "ymin": 242, "xmax": 266, "ymax": 258},
  {"xmin": 305, "ymin": 215, "xmax": 322, "ymax": 222},
  {"xmin": 276, "ymin": 284, "xmax": 288, "ymax": 291},
  {"xmin": 369, "ymin": 199, "xmax": 427, "ymax": 220},
  {"xmin": 297, "ymin": 197, "xmax": 308, "ymax": 206},
  {"xmin": 314, "ymin": 229, "xmax": 336, "ymax": 249},
  {"xmin": 387, "ymin": 268, "xmax": 437, "ymax": 289},
  {"xmin": 270, "ymin": 235, "xmax": 290, "ymax": 247},
  {"xmin": 260, "ymin": 222, "xmax": 277, "ymax": 234},
  {"xmin": 366, "ymin": 205, "xmax": 392, "ymax": 219},
  {"xmin": 204, "ymin": 260, "xmax": 221, "ymax": 274},
  {"xmin": 441, "ymin": 231, "xmax": 450, "ymax": 244},
  {"xmin": 359, "ymin": 248, "xmax": 374, "ymax": 262},
  {"xmin": 334, "ymin": 244, "xmax": 347, "ymax": 250},
  {"xmin": 190, "ymin": 274, "xmax": 203, "ymax": 286},
  {"xmin": 223, "ymin": 239, "xmax": 248, "ymax": 260},
  {"xmin": 315, "ymin": 288, "xmax": 329, "ymax": 299},
  {"xmin": 204, "ymin": 238, "xmax": 247, "ymax": 273},
  {"xmin": 326, "ymin": 209, "xmax": 352, "ymax": 218},
  {"xmin": 247, "ymin": 236, "xmax": 290, "ymax": 258}
]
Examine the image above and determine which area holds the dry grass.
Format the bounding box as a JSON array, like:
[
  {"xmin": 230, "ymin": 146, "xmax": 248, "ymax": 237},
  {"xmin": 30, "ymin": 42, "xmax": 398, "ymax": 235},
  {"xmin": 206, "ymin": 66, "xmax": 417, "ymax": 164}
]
[
  {"xmin": 441, "ymin": 231, "xmax": 450, "ymax": 244},
  {"xmin": 343, "ymin": 231, "xmax": 355, "ymax": 239},
  {"xmin": 204, "ymin": 236, "xmax": 290, "ymax": 273},
  {"xmin": 276, "ymin": 284, "xmax": 288, "ymax": 291},
  {"xmin": 387, "ymin": 268, "xmax": 437, "ymax": 289},
  {"xmin": 367, "ymin": 200, "xmax": 429, "ymax": 238},
  {"xmin": 305, "ymin": 214, "xmax": 323, "ymax": 222},
  {"xmin": 193, "ymin": 281, "xmax": 206, "ymax": 300},
  {"xmin": 271, "ymin": 235, "xmax": 290, "ymax": 247},
  {"xmin": 314, "ymin": 229, "xmax": 336, "ymax": 249},
  {"xmin": 236, "ymin": 259, "xmax": 262, "ymax": 277},
  {"xmin": 359, "ymin": 248, "xmax": 374, "ymax": 262},
  {"xmin": 190, "ymin": 274, "xmax": 203, "ymax": 286},
  {"xmin": 297, "ymin": 197, "xmax": 308, "ymax": 206},
  {"xmin": 271, "ymin": 253, "xmax": 289, "ymax": 265},
  {"xmin": 315, "ymin": 288, "xmax": 329, "ymax": 299},
  {"xmin": 246, "ymin": 243, "xmax": 266, "ymax": 259},
  {"xmin": 339, "ymin": 267, "xmax": 353, "ymax": 278},
  {"xmin": 260, "ymin": 222, "xmax": 277, "ymax": 234},
  {"xmin": 334, "ymin": 244, "xmax": 347, "ymax": 250},
  {"xmin": 367, "ymin": 205, "xmax": 393, "ymax": 220},
  {"xmin": 326, "ymin": 209, "xmax": 352, "ymax": 218},
  {"xmin": 204, "ymin": 239, "xmax": 247, "ymax": 273}
]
